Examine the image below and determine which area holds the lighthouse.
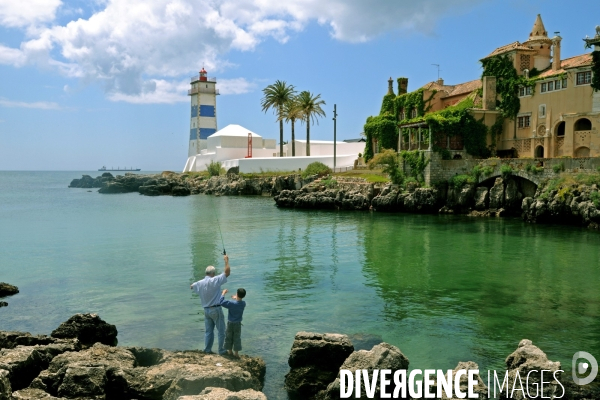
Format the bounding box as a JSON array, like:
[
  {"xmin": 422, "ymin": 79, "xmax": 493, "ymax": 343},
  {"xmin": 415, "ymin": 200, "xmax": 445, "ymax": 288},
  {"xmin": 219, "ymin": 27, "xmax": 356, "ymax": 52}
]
[{"xmin": 188, "ymin": 68, "xmax": 218, "ymax": 157}]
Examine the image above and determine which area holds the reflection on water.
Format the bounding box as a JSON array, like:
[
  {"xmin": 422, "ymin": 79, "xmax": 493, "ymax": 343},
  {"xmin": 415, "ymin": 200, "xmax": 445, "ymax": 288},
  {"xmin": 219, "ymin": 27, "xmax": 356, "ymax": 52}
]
[{"xmin": 1, "ymin": 172, "xmax": 600, "ymax": 400}]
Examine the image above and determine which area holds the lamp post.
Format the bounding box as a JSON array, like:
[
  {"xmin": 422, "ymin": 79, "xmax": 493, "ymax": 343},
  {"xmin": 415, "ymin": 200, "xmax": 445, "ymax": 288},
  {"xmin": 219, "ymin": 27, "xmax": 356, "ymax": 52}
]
[{"xmin": 333, "ymin": 104, "xmax": 337, "ymax": 171}]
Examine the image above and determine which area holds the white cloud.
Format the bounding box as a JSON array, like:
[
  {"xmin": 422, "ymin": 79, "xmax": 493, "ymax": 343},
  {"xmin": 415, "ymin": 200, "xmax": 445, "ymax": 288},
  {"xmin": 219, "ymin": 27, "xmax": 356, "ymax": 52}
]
[
  {"xmin": 0, "ymin": 0, "xmax": 62, "ymax": 28},
  {"xmin": 218, "ymin": 78, "xmax": 256, "ymax": 95},
  {"xmin": 0, "ymin": 0, "xmax": 483, "ymax": 103},
  {"xmin": 0, "ymin": 98, "xmax": 62, "ymax": 109}
]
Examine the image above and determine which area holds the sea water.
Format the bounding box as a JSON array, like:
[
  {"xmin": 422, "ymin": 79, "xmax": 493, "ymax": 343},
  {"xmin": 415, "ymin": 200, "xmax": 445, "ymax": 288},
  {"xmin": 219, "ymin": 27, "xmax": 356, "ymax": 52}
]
[{"xmin": 1, "ymin": 171, "xmax": 599, "ymax": 399}]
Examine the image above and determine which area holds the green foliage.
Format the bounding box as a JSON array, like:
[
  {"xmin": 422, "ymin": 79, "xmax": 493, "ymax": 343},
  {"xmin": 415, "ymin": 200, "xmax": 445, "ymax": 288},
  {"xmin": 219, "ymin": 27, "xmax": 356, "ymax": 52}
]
[
  {"xmin": 500, "ymin": 164, "xmax": 513, "ymax": 178},
  {"xmin": 472, "ymin": 165, "xmax": 483, "ymax": 181},
  {"xmin": 449, "ymin": 174, "xmax": 475, "ymax": 188},
  {"xmin": 320, "ymin": 178, "xmax": 338, "ymax": 188},
  {"xmin": 590, "ymin": 191, "xmax": 600, "ymax": 208},
  {"xmin": 424, "ymin": 97, "xmax": 491, "ymax": 158},
  {"xmin": 482, "ymin": 165, "xmax": 494, "ymax": 176},
  {"xmin": 525, "ymin": 163, "xmax": 543, "ymax": 174},
  {"xmin": 367, "ymin": 149, "xmax": 404, "ymax": 185},
  {"xmin": 489, "ymin": 116, "xmax": 504, "ymax": 155},
  {"xmin": 592, "ymin": 51, "xmax": 600, "ymax": 92},
  {"xmin": 302, "ymin": 161, "xmax": 331, "ymax": 178},
  {"xmin": 553, "ymin": 162, "xmax": 565, "ymax": 174},
  {"xmin": 480, "ymin": 54, "xmax": 533, "ymax": 119},
  {"xmin": 380, "ymin": 94, "xmax": 396, "ymax": 115},
  {"xmin": 439, "ymin": 148, "xmax": 451, "ymax": 160},
  {"xmin": 206, "ymin": 161, "xmax": 223, "ymax": 177},
  {"xmin": 363, "ymin": 115, "xmax": 398, "ymax": 160},
  {"xmin": 400, "ymin": 150, "xmax": 430, "ymax": 182}
]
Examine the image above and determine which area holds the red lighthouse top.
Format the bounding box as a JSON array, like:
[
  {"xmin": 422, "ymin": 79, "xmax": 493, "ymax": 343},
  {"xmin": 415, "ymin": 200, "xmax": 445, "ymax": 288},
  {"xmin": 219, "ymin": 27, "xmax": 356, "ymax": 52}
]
[{"xmin": 199, "ymin": 67, "xmax": 207, "ymax": 82}]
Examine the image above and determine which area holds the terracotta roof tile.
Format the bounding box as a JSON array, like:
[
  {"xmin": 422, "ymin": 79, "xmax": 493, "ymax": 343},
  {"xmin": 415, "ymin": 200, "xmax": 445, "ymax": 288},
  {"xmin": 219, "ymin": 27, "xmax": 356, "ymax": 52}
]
[
  {"xmin": 482, "ymin": 41, "xmax": 536, "ymax": 59},
  {"xmin": 537, "ymin": 53, "xmax": 592, "ymax": 78},
  {"xmin": 446, "ymin": 79, "xmax": 482, "ymax": 97}
]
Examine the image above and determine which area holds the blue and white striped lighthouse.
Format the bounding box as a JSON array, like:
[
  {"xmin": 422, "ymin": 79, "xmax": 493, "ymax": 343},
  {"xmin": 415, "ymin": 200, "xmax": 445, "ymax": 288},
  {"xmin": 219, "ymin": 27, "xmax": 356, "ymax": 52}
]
[{"xmin": 188, "ymin": 67, "xmax": 218, "ymax": 157}]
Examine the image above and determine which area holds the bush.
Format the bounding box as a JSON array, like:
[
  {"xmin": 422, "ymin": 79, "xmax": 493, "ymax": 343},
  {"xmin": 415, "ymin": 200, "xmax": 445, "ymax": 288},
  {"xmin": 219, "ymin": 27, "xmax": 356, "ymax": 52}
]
[
  {"xmin": 551, "ymin": 162, "xmax": 565, "ymax": 174},
  {"xmin": 590, "ymin": 191, "xmax": 600, "ymax": 208},
  {"xmin": 450, "ymin": 174, "xmax": 475, "ymax": 188},
  {"xmin": 500, "ymin": 164, "xmax": 513, "ymax": 178},
  {"xmin": 320, "ymin": 178, "xmax": 338, "ymax": 188},
  {"xmin": 227, "ymin": 166, "xmax": 239, "ymax": 175},
  {"xmin": 368, "ymin": 149, "xmax": 404, "ymax": 185},
  {"xmin": 206, "ymin": 161, "xmax": 223, "ymax": 177},
  {"xmin": 302, "ymin": 162, "xmax": 331, "ymax": 178},
  {"xmin": 482, "ymin": 165, "xmax": 494, "ymax": 176}
]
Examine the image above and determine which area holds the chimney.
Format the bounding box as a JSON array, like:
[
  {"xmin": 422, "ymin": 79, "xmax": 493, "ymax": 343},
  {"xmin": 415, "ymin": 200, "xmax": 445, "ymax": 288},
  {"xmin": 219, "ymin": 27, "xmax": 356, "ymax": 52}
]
[
  {"xmin": 482, "ymin": 76, "xmax": 497, "ymax": 111},
  {"xmin": 552, "ymin": 35, "xmax": 562, "ymax": 71},
  {"xmin": 387, "ymin": 77, "xmax": 394, "ymax": 95},
  {"xmin": 397, "ymin": 77, "xmax": 408, "ymax": 95},
  {"xmin": 437, "ymin": 77, "xmax": 444, "ymax": 85}
]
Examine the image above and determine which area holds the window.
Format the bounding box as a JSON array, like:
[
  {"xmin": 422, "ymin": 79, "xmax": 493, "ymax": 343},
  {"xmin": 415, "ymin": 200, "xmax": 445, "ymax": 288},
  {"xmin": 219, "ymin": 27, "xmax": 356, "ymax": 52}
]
[
  {"xmin": 526, "ymin": 86, "xmax": 532, "ymax": 95},
  {"xmin": 519, "ymin": 87, "xmax": 525, "ymax": 97},
  {"xmin": 577, "ymin": 71, "xmax": 592, "ymax": 85},
  {"xmin": 411, "ymin": 108, "xmax": 417, "ymax": 118},
  {"xmin": 548, "ymin": 81, "xmax": 554, "ymax": 91},
  {"xmin": 555, "ymin": 80, "xmax": 561, "ymax": 90},
  {"xmin": 518, "ymin": 116, "xmax": 531, "ymax": 128},
  {"xmin": 539, "ymin": 104, "xmax": 546, "ymax": 117},
  {"xmin": 541, "ymin": 83, "xmax": 547, "ymax": 92},
  {"xmin": 562, "ymin": 78, "xmax": 568, "ymax": 88},
  {"xmin": 400, "ymin": 109, "xmax": 405, "ymax": 120}
]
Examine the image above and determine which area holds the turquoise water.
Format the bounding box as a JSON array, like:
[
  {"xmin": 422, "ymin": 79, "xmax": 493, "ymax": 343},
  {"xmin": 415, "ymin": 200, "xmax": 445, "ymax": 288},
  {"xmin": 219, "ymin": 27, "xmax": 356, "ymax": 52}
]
[{"xmin": 1, "ymin": 171, "xmax": 600, "ymax": 399}]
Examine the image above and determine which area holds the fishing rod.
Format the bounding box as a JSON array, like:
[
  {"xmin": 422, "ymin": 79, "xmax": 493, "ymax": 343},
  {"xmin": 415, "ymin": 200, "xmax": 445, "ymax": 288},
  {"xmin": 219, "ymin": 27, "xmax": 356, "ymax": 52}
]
[{"xmin": 209, "ymin": 195, "xmax": 226, "ymax": 255}]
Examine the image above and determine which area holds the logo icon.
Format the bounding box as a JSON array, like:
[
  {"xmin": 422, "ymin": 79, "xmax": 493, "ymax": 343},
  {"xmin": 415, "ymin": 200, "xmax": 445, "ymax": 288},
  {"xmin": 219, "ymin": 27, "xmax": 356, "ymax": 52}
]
[{"xmin": 572, "ymin": 351, "xmax": 598, "ymax": 385}]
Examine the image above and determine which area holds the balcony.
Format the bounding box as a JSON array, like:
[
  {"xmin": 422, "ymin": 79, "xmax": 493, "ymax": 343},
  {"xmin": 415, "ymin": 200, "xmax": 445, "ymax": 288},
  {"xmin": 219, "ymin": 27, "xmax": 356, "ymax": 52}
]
[
  {"xmin": 187, "ymin": 88, "xmax": 220, "ymax": 96},
  {"xmin": 190, "ymin": 76, "xmax": 217, "ymax": 83}
]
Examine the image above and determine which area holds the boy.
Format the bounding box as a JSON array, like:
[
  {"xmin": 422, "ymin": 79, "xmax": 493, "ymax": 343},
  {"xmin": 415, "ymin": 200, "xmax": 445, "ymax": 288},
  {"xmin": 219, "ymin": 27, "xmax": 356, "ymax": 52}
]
[{"xmin": 219, "ymin": 288, "xmax": 246, "ymax": 358}]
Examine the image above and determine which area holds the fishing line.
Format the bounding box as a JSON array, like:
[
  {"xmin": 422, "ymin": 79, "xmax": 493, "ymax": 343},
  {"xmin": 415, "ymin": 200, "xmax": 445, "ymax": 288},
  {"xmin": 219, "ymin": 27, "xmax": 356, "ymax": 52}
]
[{"xmin": 209, "ymin": 195, "xmax": 226, "ymax": 255}]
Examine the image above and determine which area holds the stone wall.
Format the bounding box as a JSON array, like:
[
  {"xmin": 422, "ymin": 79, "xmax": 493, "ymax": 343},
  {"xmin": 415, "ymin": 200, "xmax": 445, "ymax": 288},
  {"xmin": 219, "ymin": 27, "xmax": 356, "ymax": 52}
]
[{"xmin": 422, "ymin": 151, "xmax": 600, "ymax": 186}]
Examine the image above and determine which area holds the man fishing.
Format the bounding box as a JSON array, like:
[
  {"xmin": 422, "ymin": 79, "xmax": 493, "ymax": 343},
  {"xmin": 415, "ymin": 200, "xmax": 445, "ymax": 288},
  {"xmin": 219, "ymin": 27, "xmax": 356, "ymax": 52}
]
[{"xmin": 190, "ymin": 254, "xmax": 230, "ymax": 355}]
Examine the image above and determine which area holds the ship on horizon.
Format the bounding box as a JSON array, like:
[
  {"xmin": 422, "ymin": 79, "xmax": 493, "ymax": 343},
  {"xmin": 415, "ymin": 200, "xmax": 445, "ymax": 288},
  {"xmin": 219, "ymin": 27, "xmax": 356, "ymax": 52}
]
[{"xmin": 98, "ymin": 166, "xmax": 141, "ymax": 171}]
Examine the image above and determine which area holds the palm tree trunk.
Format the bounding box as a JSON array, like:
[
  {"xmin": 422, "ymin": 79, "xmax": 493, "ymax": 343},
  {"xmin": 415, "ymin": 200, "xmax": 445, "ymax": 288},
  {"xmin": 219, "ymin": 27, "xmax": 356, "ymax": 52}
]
[
  {"xmin": 279, "ymin": 119, "xmax": 284, "ymax": 157},
  {"xmin": 291, "ymin": 119, "xmax": 295, "ymax": 157},
  {"xmin": 306, "ymin": 117, "xmax": 310, "ymax": 156}
]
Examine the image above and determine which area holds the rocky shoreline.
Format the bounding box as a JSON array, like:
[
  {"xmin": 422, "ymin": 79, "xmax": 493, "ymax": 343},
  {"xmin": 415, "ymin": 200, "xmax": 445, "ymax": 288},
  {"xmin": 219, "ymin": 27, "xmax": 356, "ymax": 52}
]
[
  {"xmin": 0, "ymin": 314, "xmax": 266, "ymax": 400},
  {"xmin": 0, "ymin": 283, "xmax": 19, "ymax": 308},
  {"xmin": 3, "ymin": 312, "xmax": 600, "ymax": 399},
  {"xmin": 282, "ymin": 332, "xmax": 599, "ymax": 400},
  {"xmin": 68, "ymin": 172, "xmax": 600, "ymax": 229}
]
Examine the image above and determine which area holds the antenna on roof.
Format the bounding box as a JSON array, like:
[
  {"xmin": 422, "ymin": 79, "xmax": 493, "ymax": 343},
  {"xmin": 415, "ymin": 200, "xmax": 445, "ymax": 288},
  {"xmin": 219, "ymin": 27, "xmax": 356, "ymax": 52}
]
[{"xmin": 431, "ymin": 64, "xmax": 441, "ymax": 81}]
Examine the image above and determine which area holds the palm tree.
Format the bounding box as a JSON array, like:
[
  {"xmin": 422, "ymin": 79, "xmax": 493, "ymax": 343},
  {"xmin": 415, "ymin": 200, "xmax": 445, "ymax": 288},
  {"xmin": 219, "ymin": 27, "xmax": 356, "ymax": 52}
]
[
  {"xmin": 297, "ymin": 91, "xmax": 326, "ymax": 156},
  {"xmin": 279, "ymin": 96, "xmax": 303, "ymax": 156},
  {"xmin": 261, "ymin": 80, "xmax": 296, "ymax": 157}
]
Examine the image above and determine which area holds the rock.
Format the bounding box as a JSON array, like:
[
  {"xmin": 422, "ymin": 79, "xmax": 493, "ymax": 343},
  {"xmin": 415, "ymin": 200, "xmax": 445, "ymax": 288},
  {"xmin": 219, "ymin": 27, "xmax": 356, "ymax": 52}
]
[
  {"xmin": 0, "ymin": 302, "xmax": 6, "ymax": 308},
  {"xmin": 172, "ymin": 186, "xmax": 191, "ymax": 196},
  {"xmin": 11, "ymin": 388, "xmax": 66, "ymax": 399},
  {"xmin": 489, "ymin": 178, "xmax": 504, "ymax": 209},
  {"xmin": 371, "ymin": 190, "xmax": 400, "ymax": 212},
  {"xmin": 0, "ymin": 282, "xmax": 19, "ymax": 297},
  {"xmin": 321, "ymin": 342, "xmax": 409, "ymax": 400},
  {"xmin": 51, "ymin": 314, "xmax": 118, "ymax": 347},
  {"xmin": 432, "ymin": 361, "xmax": 487, "ymax": 399},
  {"xmin": 499, "ymin": 339, "xmax": 561, "ymax": 400},
  {"xmin": 457, "ymin": 184, "xmax": 476, "ymax": 208},
  {"xmin": 285, "ymin": 332, "xmax": 354, "ymax": 399},
  {"xmin": 474, "ymin": 187, "xmax": 489, "ymax": 210},
  {"xmin": 0, "ymin": 340, "xmax": 79, "ymax": 391},
  {"xmin": 0, "ymin": 332, "xmax": 61, "ymax": 351},
  {"xmin": 503, "ymin": 178, "xmax": 523, "ymax": 211},
  {"xmin": 178, "ymin": 387, "xmax": 266, "ymax": 400},
  {"xmin": 0, "ymin": 369, "xmax": 10, "ymax": 400},
  {"xmin": 58, "ymin": 366, "xmax": 107, "ymax": 398},
  {"xmin": 129, "ymin": 351, "xmax": 266, "ymax": 400},
  {"xmin": 404, "ymin": 188, "xmax": 440, "ymax": 213}
]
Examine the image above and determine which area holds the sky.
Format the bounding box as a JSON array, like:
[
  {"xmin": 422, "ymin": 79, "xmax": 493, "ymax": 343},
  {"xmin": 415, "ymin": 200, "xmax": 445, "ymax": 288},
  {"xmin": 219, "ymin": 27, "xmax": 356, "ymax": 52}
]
[{"xmin": 0, "ymin": 0, "xmax": 598, "ymax": 171}]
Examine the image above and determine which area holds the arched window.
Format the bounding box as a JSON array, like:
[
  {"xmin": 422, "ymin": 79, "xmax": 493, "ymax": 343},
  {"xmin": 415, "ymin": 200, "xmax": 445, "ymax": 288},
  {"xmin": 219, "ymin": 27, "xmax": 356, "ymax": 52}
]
[
  {"xmin": 555, "ymin": 121, "xmax": 565, "ymax": 136},
  {"xmin": 535, "ymin": 145, "xmax": 544, "ymax": 158},
  {"xmin": 574, "ymin": 118, "xmax": 592, "ymax": 131}
]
